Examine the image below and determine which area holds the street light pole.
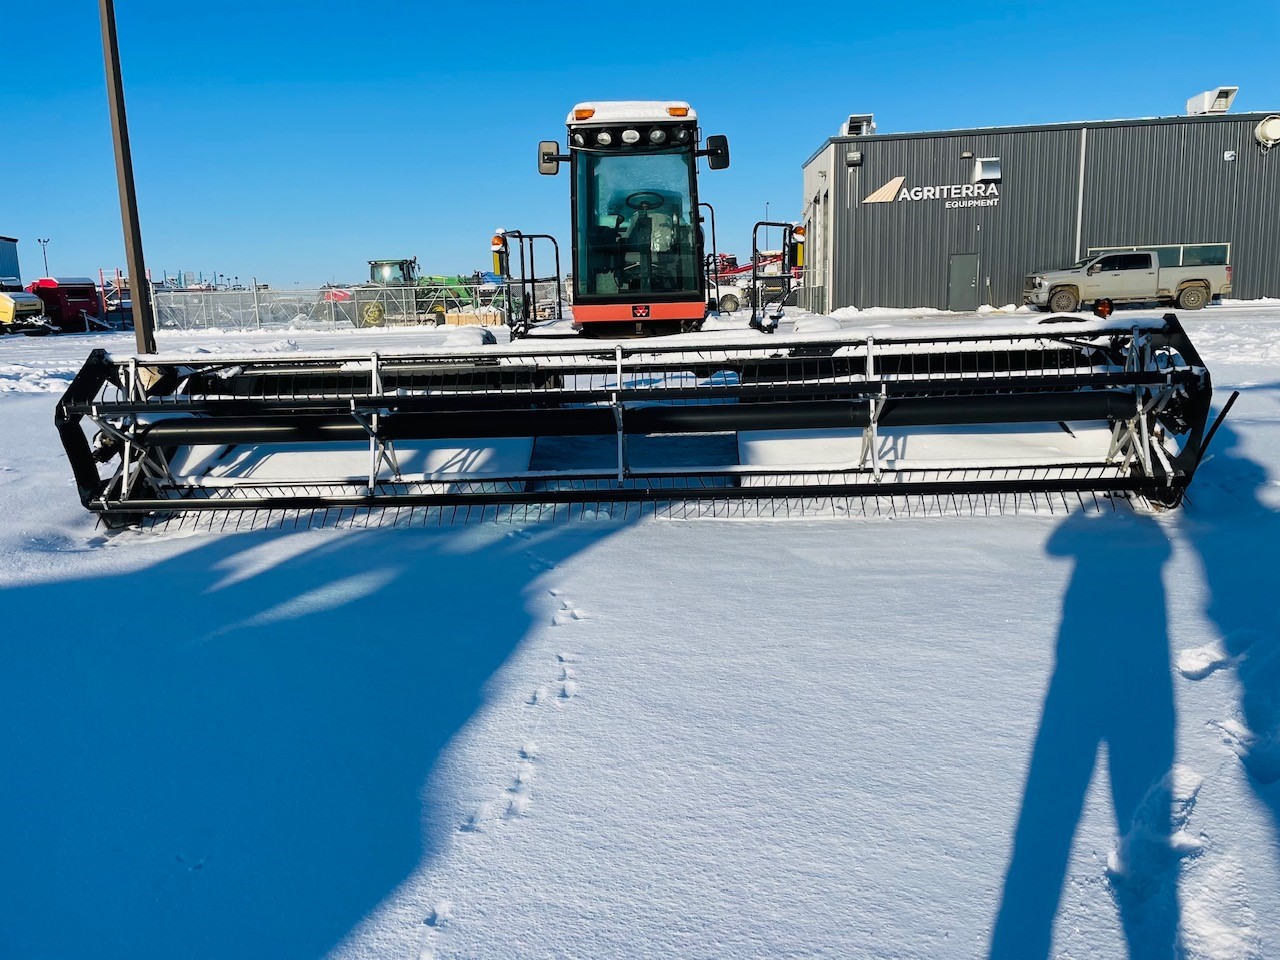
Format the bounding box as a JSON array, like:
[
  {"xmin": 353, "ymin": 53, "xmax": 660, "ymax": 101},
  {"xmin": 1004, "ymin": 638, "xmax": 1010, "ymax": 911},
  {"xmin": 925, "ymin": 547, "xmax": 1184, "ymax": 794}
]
[
  {"xmin": 99, "ymin": 0, "xmax": 157, "ymax": 354},
  {"xmin": 765, "ymin": 202, "xmax": 770, "ymax": 251},
  {"xmin": 37, "ymin": 238, "xmax": 50, "ymax": 276}
]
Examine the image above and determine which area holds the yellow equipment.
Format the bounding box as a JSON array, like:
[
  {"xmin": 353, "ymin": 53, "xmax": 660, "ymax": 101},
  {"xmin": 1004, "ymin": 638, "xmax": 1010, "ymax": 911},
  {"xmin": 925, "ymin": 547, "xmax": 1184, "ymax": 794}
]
[{"xmin": 0, "ymin": 290, "xmax": 48, "ymax": 332}]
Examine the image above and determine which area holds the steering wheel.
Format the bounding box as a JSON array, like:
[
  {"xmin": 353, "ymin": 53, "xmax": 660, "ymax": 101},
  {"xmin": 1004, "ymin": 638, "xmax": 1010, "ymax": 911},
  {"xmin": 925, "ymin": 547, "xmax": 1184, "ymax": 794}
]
[{"xmin": 625, "ymin": 191, "xmax": 666, "ymax": 212}]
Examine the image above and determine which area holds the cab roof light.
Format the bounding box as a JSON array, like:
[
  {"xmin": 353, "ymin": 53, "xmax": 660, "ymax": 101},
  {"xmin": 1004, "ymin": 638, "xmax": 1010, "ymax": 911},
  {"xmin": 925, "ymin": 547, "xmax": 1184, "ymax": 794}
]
[
  {"xmin": 666, "ymin": 105, "xmax": 690, "ymax": 117},
  {"xmin": 573, "ymin": 108, "xmax": 595, "ymax": 120}
]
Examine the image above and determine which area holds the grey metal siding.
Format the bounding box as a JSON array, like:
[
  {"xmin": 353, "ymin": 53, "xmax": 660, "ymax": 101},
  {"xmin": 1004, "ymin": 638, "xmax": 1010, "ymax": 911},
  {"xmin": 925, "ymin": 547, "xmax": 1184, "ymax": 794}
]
[
  {"xmin": 806, "ymin": 112, "xmax": 1280, "ymax": 311},
  {"xmin": 0, "ymin": 239, "xmax": 20, "ymax": 281},
  {"xmin": 826, "ymin": 128, "xmax": 1080, "ymax": 310},
  {"xmin": 1082, "ymin": 118, "xmax": 1280, "ymax": 300}
]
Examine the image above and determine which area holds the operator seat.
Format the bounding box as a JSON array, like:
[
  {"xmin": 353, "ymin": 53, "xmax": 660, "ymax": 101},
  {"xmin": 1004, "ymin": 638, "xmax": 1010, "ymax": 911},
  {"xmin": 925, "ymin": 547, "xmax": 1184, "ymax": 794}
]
[{"xmin": 589, "ymin": 214, "xmax": 625, "ymax": 294}]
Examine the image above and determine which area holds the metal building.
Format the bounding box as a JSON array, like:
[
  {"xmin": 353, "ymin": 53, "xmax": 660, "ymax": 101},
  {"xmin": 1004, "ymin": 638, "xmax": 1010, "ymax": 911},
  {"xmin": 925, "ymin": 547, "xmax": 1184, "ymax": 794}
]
[
  {"xmin": 0, "ymin": 236, "xmax": 20, "ymax": 282},
  {"xmin": 800, "ymin": 101, "xmax": 1280, "ymax": 313}
]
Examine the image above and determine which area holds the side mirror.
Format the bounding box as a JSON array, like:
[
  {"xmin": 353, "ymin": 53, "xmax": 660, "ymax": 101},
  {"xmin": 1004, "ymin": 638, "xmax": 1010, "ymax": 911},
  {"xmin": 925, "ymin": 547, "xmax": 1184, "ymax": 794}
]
[
  {"xmin": 705, "ymin": 134, "xmax": 730, "ymax": 170},
  {"xmin": 1087, "ymin": 263, "xmax": 1100, "ymax": 275},
  {"xmin": 538, "ymin": 141, "xmax": 562, "ymax": 176}
]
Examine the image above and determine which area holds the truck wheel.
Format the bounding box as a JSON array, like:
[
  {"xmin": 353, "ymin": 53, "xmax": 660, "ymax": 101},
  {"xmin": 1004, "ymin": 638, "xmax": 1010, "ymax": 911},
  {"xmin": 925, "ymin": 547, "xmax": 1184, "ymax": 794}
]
[
  {"xmin": 719, "ymin": 293, "xmax": 740, "ymax": 313},
  {"xmin": 1176, "ymin": 285, "xmax": 1208, "ymax": 310},
  {"xmin": 1048, "ymin": 287, "xmax": 1080, "ymax": 313}
]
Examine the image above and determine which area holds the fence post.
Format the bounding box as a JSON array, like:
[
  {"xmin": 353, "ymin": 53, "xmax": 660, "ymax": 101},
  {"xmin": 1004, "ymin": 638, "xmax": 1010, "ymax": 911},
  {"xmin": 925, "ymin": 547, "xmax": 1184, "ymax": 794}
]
[{"xmin": 252, "ymin": 276, "xmax": 261, "ymax": 330}]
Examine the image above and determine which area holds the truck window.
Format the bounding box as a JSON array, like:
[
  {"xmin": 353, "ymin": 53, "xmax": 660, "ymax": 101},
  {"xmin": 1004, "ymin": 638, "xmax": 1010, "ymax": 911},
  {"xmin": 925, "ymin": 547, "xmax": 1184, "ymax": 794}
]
[
  {"xmin": 1097, "ymin": 256, "xmax": 1126, "ymax": 272},
  {"xmin": 1119, "ymin": 253, "xmax": 1152, "ymax": 270},
  {"xmin": 1183, "ymin": 244, "xmax": 1229, "ymax": 266}
]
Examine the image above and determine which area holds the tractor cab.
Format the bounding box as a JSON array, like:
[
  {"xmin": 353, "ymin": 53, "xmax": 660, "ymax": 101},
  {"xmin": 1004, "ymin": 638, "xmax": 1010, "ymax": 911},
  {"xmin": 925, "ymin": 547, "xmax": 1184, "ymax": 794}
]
[
  {"xmin": 368, "ymin": 258, "xmax": 418, "ymax": 286},
  {"xmin": 537, "ymin": 101, "xmax": 729, "ymax": 332}
]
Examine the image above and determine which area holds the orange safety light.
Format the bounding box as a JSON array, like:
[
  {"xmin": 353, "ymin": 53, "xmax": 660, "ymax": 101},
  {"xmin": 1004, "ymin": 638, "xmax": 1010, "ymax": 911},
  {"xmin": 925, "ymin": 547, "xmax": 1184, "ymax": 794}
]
[
  {"xmin": 666, "ymin": 105, "xmax": 690, "ymax": 117},
  {"xmin": 573, "ymin": 108, "xmax": 595, "ymax": 120},
  {"xmin": 792, "ymin": 225, "xmax": 806, "ymax": 240}
]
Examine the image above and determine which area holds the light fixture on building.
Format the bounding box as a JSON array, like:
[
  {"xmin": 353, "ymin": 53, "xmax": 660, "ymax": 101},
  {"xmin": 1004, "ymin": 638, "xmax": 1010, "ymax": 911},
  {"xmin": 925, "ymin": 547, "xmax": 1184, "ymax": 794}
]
[
  {"xmin": 845, "ymin": 149, "xmax": 863, "ymax": 167},
  {"xmin": 960, "ymin": 150, "xmax": 974, "ymax": 160},
  {"xmin": 1224, "ymin": 150, "xmax": 1238, "ymax": 161}
]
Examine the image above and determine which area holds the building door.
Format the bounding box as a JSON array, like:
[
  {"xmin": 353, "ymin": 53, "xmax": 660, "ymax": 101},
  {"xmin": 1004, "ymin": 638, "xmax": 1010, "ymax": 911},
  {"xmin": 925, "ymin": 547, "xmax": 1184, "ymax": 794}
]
[{"xmin": 948, "ymin": 254, "xmax": 979, "ymax": 312}]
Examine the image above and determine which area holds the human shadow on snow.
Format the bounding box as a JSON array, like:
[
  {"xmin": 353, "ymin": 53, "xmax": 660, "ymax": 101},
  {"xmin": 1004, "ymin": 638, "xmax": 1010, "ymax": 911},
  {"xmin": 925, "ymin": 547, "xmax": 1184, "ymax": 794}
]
[
  {"xmin": 0, "ymin": 520, "xmax": 620, "ymax": 960},
  {"xmin": 1177, "ymin": 418, "xmax": 1280, "ymax": 831},
  {"xmin": 990, "ymin": 510, "xmax": 1184, "ymax": 960}
]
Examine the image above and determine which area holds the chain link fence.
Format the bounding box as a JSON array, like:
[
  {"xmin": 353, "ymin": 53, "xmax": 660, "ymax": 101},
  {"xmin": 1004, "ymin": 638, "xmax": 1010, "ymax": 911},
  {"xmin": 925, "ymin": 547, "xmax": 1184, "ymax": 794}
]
[{"xmin": 152, "ymin": 282, "xmax": 563, "ymax": 333}]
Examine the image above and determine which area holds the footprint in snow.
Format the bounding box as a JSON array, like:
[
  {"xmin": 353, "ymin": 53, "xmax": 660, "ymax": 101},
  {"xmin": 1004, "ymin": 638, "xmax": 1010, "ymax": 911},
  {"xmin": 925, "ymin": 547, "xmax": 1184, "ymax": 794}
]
[
  {"xmin": 1177, "ymin": 641, "xmax": 1239, "ymax": 680},
  {"xmin": 552, "ymin": 601, "xmax": 586, "ymax": 626},
  {"xmin": 1108, "ymin": 765, "xmax": 1205, "ymax": 904},
  {"xmin": 423, "ymin": 900, "xmax": 453, "ymax": 928},
  {"xmin": 459, "ymin": 801, "xmax": 498, "ymax": 834}
]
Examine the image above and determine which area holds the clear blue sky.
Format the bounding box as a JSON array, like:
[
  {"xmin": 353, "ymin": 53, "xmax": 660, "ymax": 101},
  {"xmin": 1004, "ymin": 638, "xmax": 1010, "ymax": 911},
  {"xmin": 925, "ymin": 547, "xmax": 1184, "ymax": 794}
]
[{"xmin": 7, "ymin": 0, "xmax": 1279, "ymax": 287}]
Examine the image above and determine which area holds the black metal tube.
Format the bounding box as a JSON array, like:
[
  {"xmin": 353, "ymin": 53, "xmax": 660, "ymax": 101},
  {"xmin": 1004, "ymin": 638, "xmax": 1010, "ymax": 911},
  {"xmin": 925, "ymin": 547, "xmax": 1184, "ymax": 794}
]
[{"xmin": 137, "ymin": 391, "xmax": 1134, "ymax": 447}]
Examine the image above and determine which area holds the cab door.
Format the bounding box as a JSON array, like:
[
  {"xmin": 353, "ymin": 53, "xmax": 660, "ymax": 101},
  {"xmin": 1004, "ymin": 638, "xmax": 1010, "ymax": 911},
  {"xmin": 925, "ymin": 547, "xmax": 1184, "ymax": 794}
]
[
  {"xmin": 1081, "ymin": 254, "xmax": 1125, "ymax": 299},
  {"xmin": 1120, "ymin": 252, "xmax": 1159, "ymax": 299}
]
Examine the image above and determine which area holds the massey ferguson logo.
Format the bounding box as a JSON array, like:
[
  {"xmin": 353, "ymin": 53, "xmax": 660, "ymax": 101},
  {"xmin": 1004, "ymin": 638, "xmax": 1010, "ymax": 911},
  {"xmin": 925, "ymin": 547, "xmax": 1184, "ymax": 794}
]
[
  {"xmin": 863, "ymin": 175, "xmax": 1000, "ymax": 209},
  {"xmin": 632, "ymin": 305, "xmax": 650, "ymax": 318}
]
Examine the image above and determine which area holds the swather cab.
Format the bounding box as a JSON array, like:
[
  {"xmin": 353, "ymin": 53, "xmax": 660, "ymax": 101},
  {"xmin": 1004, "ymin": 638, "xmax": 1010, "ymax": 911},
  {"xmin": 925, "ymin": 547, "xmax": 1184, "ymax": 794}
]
[{"xmin": 538, "ymin": 101, "xmax": 729, "ymax": 334}]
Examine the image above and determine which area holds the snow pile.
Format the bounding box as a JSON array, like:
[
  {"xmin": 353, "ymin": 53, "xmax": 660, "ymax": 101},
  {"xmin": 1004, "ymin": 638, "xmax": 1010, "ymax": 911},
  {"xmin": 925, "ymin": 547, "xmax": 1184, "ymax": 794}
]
[{"xmin": 0, "ymin": 362, "xmax": 77, "ymax": 393}]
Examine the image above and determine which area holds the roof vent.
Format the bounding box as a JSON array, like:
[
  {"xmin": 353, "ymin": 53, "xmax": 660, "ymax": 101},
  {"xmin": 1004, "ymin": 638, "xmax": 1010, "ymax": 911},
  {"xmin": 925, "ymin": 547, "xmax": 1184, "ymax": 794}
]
[
  {"xmin": 842, "ymin": 114, "xmax": 876, "ymax": 137},
  {"xmin": 1186, "ymin": 86, "xmax": 1238, "ymax": 115}
]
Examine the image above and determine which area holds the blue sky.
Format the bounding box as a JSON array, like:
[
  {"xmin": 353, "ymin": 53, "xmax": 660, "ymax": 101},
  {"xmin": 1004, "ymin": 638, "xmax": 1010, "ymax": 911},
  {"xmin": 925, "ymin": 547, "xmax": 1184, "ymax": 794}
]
[{"xmin": 6, "ymin": 0, "xmax": 1279, "ymax": 287}]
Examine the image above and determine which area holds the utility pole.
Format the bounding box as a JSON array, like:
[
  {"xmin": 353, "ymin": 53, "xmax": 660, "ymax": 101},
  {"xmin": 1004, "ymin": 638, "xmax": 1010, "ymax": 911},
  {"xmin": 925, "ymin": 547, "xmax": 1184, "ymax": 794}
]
[
  {"xmin": 99, "ymin": 0, "xmax": 157, "ymax": 354},
  {"xmin": 37, "ymin": 238, "xmax": 50, "ymax": 276}
]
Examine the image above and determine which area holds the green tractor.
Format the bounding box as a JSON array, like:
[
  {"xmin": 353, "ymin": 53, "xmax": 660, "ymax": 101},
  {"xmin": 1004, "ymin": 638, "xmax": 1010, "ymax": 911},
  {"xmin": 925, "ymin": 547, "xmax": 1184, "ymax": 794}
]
[{"xmin": 322, "ymin": 258, "xmax": 501, "ymax": 328}]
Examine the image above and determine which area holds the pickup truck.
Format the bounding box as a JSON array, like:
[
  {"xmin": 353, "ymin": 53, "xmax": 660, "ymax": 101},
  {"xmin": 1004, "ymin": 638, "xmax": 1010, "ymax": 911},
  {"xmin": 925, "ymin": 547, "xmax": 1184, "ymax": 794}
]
[{"xmin": 1023, "ymin": 250, "xmax": 1231, "ymax": 312}]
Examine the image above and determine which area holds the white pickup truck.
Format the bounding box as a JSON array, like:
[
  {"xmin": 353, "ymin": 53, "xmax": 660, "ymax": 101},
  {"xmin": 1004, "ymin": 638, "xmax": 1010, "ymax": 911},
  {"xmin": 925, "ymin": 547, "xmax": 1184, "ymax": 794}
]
[{"xmin": 1023, "ymin": 250, "xmax": 1231, "ymax": 312}]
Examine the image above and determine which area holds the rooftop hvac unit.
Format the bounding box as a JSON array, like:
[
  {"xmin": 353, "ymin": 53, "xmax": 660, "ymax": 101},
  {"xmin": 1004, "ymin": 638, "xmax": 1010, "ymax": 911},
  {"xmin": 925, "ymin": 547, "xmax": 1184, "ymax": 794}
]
[
  {"xmin": 842, "ymin": 114, "xmax": 876, "ymax": 137},
  {"xmin": 1186, "ymin": 86, "xmax": 1238, "ymax": 115}
]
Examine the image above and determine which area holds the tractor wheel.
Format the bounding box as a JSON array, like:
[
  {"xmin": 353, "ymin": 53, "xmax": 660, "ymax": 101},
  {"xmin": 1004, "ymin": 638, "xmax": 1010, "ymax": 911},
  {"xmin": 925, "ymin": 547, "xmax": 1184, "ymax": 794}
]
[
  {"xmin": 359, "ymin": 301, "xmax": 386, "ymax": 327},
  {"xmin": 1048, "ymin": 287, "xmax": 1080, "ymax": 313},
  {"xmin": 1176, "ymin": 285, "xmax": 1209, "ymax": 310},
  {"xmin": 718, "ymin": 293, "xmax": 740, "ymax": 313}
]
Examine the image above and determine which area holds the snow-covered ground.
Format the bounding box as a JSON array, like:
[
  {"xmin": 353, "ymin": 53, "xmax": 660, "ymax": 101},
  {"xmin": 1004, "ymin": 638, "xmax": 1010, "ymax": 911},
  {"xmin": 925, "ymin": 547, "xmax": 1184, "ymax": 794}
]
[{"xmin": 1, "ymin": 302, "xmax": 1278, "ymax": 960}]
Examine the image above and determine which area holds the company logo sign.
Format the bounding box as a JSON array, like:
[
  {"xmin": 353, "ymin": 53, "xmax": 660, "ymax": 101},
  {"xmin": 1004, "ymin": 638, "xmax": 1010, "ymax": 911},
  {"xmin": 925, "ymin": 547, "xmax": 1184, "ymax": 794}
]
[
  {"xmin": 632, "ymin": 305, "xmax": 650, "ymax": 318},
  {"xmin": 863, "ymin": 175, "xmax": 1000, "ymax": 209}
]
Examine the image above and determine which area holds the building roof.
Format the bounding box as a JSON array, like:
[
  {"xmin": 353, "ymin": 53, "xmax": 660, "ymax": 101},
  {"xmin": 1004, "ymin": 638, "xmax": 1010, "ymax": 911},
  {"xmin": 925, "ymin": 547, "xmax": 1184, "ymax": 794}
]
[
  {"xmin": 805, "ymin": 109, "xmax": 1280, "ymax": 167},
  {"xmin": 0, "ymin": 236, "xmax": 19, "ymax": 243}
]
